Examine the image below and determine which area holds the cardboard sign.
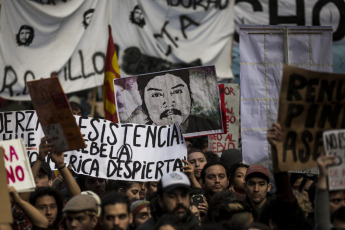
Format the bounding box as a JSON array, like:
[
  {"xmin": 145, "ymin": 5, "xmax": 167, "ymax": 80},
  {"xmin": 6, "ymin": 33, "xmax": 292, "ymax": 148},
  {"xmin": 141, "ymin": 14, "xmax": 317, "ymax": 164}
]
[
  {"xmin": 0, "ymin": 147, "xmax": 13, "ymax": 224},
  {"xmin": 0, "ymin": 111, "xmax": 187, "ymax": 181},
  {"xmin": 208, "ymin": 83, "xmax": 239, "ymax": 153},
  {"xmin": 276, "ymin": 65, "xmax": 345, "ymax": 171},
  {"xmin": 0, "ymin": 139, "xmax": 35, "ymax": 193},
  {"xmin": 27, "ymin": 78, "xmax": 86, "ymax": 152},
  {"xmin": 114, "ymin": 66, "xmax": 223, "ymax": 137},
  {"xmin": 323, "ymin": 130, "xmax": 345, "ymax": 190}
]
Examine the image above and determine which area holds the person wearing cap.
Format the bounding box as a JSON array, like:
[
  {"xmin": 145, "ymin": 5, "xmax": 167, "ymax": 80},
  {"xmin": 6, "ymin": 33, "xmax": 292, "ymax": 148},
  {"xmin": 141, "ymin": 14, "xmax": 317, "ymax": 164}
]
[
  {"xmin": 130, "ymin": 200, "xmax": 151, "ymax": 229},
  {"xmin": 101, "ymin": 192, "xmax": 132, "ymax": 230},
  {"xmin": 63, "ymin": 194, "xmax": 99, "ymax": 230},
  {"xmin": 136, "ymin": 171, "xmax": 199, "ymax": 230},
  {"xmin": 244, "ymin": 164, "xmax": 272, "ymax": 212}
]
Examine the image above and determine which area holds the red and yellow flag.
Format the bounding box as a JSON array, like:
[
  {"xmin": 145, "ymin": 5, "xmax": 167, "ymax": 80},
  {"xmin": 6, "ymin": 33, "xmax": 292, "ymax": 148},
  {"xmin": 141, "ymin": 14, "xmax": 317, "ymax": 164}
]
[{"xmin": 103, "ymin": 25, "xmax": 120, "ymax": 122}]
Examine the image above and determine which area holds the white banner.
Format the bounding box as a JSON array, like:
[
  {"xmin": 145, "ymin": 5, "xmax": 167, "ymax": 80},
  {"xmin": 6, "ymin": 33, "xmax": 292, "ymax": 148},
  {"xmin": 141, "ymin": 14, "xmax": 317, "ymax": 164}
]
[
  {"xmin": 323, "ymin": 129, "xmax": 345, "ymax": 191},
  {"xmin": 0, "ymin": 139, "xmax": 35, "ymax": 192},
  {"xmin": 0, "ymin": 111, "xmax": 187, "ymax": 181},
  {"xmin": 0, "ymin": 0, "xmax": 235, "ymax": 101},
  {"xmin": 208, "ymin": 83, "xmax": 239, "ymax": 153},
  {"xmin": 0, "ymin": 0, "xmax": 109, "ymax": 100},
  {"xmin": 111, "ymin": 1, "xmax": 234, "ymax": 81},
  {"xmin": 240, "ymin": 25, "xmax": 333, "ymax": 168}
]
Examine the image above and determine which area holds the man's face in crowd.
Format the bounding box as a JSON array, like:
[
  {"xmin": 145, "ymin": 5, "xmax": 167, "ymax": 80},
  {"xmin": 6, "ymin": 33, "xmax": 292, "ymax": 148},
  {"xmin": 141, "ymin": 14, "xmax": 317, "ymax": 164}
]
[
  {"xmin": 245, "ymin": 177, "xmax": 271, "ymax": 207},
  {"xmin": 35, "ymin": 195, "xmax": 58, "ymax": 226},
  {"xmin": 19, "ymin": 28, "xmax": 31, "ymax": 43},
  {"xmin": 158, "ymin": 188, "xmax": 190, "ymax": 218},
  {"xmin": 188, "ymin": 151, "xmax": 207, "ymax": 178},
  {"xmin": 329, "ymin": 190, "xmax": 345, "ymax": 214},
  {"xmin": 133, "ymin": 206, "xmax": 151, "ymax": 227},
  {"xmin": 102, "ymin": 203, "xmax": 132, "ymax": 230},
  {"xmin": 144, "ymin": 74, "xmax": 191, "ymax": 126},
  {"xmin": 65, "ymin": 212, "xmax": 98, "ymax": 230},
  {"xmin": 203, "ymin": 165, "xmax": 229, "ymax": 196},
  {"xmin": 84, "ymin": 176, "xmax": 106, "ymax": 197},
  {"xmin": 35, "ymin": 171, "xmax": 52, "ymax": 187}
]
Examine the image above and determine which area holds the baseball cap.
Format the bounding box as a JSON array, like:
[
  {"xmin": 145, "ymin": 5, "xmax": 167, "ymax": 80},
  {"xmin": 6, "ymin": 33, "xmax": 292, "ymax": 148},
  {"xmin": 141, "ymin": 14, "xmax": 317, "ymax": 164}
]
[
  {"xmin": 63, "ymin": 194, "xmax": 98, "ymax": 214},
  {"xmin": 245, "ymin": 164, "xmax": 270, "ymax": 182},
  {"xmin": 158, "ymin": 171, "xmax": 191, "ymax": 194}
]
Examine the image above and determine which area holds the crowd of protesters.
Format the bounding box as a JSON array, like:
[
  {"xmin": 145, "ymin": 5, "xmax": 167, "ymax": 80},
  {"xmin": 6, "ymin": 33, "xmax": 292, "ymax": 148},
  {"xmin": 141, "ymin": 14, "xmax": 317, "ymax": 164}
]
[{"xmin": 1, "ymin": 119, "xmax": 344, "ymax": 230}]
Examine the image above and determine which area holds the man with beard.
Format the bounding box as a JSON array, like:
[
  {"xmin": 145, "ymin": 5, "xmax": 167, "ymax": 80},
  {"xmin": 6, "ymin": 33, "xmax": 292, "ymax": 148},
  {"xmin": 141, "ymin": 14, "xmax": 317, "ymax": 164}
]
[
  {"xmin": 244, "ymin": 164, "xmax": 271, "ymax": 216},
  {"xmin": 201, "ymin": 162, "xmax": 230, "ymax": 201},
  {"xmin": 136, "ymin": 68, "xmax": 221, "ymax": 134},
  {"xmin": 101, "ymin": 192, "xmax": 132, "ymax": 230},
  {"xmin": 136, "ymin": 171, "xmax": 199, "ymax": 230}
]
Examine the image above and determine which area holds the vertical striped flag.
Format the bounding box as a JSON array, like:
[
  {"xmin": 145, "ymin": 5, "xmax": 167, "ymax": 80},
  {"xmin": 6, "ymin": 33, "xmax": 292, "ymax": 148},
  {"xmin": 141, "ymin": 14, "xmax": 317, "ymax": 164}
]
[{"xmin": 103, "ymin": 25, "xmax": 120, "ymax": 122}]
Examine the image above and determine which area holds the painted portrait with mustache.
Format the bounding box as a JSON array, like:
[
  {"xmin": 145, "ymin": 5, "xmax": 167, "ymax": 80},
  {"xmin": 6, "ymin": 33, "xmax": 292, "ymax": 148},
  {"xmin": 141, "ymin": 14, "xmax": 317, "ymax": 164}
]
[{"xmin": 137, "ymin": 69, "xmax": 193, "ymax": 133}]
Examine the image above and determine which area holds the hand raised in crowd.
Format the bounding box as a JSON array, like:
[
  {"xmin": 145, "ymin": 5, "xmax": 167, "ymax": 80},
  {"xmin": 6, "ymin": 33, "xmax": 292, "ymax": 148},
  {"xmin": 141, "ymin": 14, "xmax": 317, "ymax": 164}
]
[
  {"xmin": 316, "ymin": 154, "xmax": 336, "ymax": 190},
  {"xmin": 182, "ymin": 159, "xmax": 195, "ymax": 176},
  {"xmin": 267, "ymin": 122, "xmax": 282, "ymax": 146},
  {"xmin": 38, "ymin": 136, "xmax": 54, "ymax": 161},
  {"xmin": 50, "ymin": 150, "xmax": 66, "ymax": 169},
  {"xmin": 8, "ymin": 185, "xmax": 21, "ymax": 204},
  {"xmin": 182, "ymin": 159, "xmax": 202, "ymax": 188}
]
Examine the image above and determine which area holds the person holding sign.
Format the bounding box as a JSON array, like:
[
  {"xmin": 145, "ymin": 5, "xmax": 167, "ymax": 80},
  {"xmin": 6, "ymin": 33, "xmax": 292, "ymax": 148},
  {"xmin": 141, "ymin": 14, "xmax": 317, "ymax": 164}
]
[
  {"xmin": 8, "ymin": 186, "xmax": 49, "ymax": 229},
  {"xmin": 136, "ymin": 68, "xmax": 221, "ymax": 133}
]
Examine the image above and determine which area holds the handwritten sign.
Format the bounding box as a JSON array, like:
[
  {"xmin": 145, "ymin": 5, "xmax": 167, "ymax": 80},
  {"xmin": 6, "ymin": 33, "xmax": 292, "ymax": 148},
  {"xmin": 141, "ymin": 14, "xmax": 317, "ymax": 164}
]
[
  {"xmin": 208, "ymin": 83, "xmax": 239, "ymax": 153},
  {"xmin": 323, "ymin": 130, "xmax": 345, "ymax": 190},
  {"xmin": 0, "ymin": 111, "xmax": 187, "ymax": 181},
  {"xmin": 0, "ymin": 139, "xmax": 35, "ymax": 192},
  {"xmin": 276, "ymin": 65, "xmax": 345, "ymax": 172},
  {"xmin": 27, "ymin": 78, "xmax": 86, "ymax": 152}
]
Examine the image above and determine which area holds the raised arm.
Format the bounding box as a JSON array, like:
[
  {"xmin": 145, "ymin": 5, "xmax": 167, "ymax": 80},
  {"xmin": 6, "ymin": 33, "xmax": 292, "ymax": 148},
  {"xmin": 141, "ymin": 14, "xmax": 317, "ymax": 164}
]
[{"xmin": 8, "ymin": 186, "xmax": 49, "ymax": 229}]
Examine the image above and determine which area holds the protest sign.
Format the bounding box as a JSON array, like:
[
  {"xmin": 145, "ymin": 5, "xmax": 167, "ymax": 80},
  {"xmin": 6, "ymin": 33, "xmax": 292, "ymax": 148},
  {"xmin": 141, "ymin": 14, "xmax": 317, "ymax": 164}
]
[
  {"xmin": 0, "ymin": 111, "xmax": 187, "ymax": 181},
  {"xmin": 0, "ymin": 139, "xmax": 35, "ymax": 192},
  {"xmin": 0, "ymin": 111, "xmax": 44, "ymax": 164},
  {"xmin": 27, "ymin": 77, "xmax": 86, "ymax": 152},
  {"xmin": 276, "ymin": 65, "xmax": 345, "ymax": 172},
  {"xmin": 0, "ymin": 147, "xmax": 13, "ymax": 224},
  {"xmin": 114, "ymin": 66, "xmax": 223, "ymax": 137},
  {"xmin": 323, "ymin": 130, "xmax": 345, "ymax": 190},
  {"xmin": 240, "ymin": 25, "xmax": 333, "ymax": 169},
  {"xmin": 208, "ymin": 83, "xmax": 239, "ymax": 153},
  {"xmin": 63, "ymin": 118, "xmax": 187, "ymax": 181}
]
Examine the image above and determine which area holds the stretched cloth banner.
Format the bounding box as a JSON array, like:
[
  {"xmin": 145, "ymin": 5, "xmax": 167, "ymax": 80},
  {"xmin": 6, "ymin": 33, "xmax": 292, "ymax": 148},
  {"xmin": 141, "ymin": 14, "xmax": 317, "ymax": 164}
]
[
  {"xmin": 0, "ymin": 0, "xmax": 110, "ymax": 100},
  {"xmin": 233, "ymin": 0, "xmax": 345, "ymax": 76},
  {"xmin": 240, "ymin": 25, "xmax": 333, "ymax": 169},
  {"xmin": 0, "ymin": 111, "xmax": 187, "ymax": 181},
  {"xmin": 323, "ymin": 130, "xmax": 345, "ymax": 191},
  {"xmin": 114, "ymin": 66, "xmax": 223, "ymax": 137},
  {"xmin": 276, "ymin": 65, "xmax": 345, "ymax": 172},
  {"xmin": 0, "ymin": 0, "xmax": 235, "ymax": 101},
  {"xmin": 0, "ymin": 139, "xmax": 35, "ymax": 192},
  {"xmin": 208, "ymin": 83, "xmax": 239, "ymax": 153}
]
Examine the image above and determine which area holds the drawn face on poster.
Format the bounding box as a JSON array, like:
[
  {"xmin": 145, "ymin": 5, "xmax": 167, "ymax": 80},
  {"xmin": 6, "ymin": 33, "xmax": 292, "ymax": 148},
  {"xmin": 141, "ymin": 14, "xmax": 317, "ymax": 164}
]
[
  {"xmin": 130, "ymin": 5, "xmax": 145, "ymax": 28},
  {"xmin": 16, "ymin": 25, "xmax": 35, "ymax": 46},
  {"xmin": 114, "ymin": 66, "xmax": 223, "ymax": 137},
  {"xmin": 83, "ymin": 9, "xmax": 94, "ymax": 29}
]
